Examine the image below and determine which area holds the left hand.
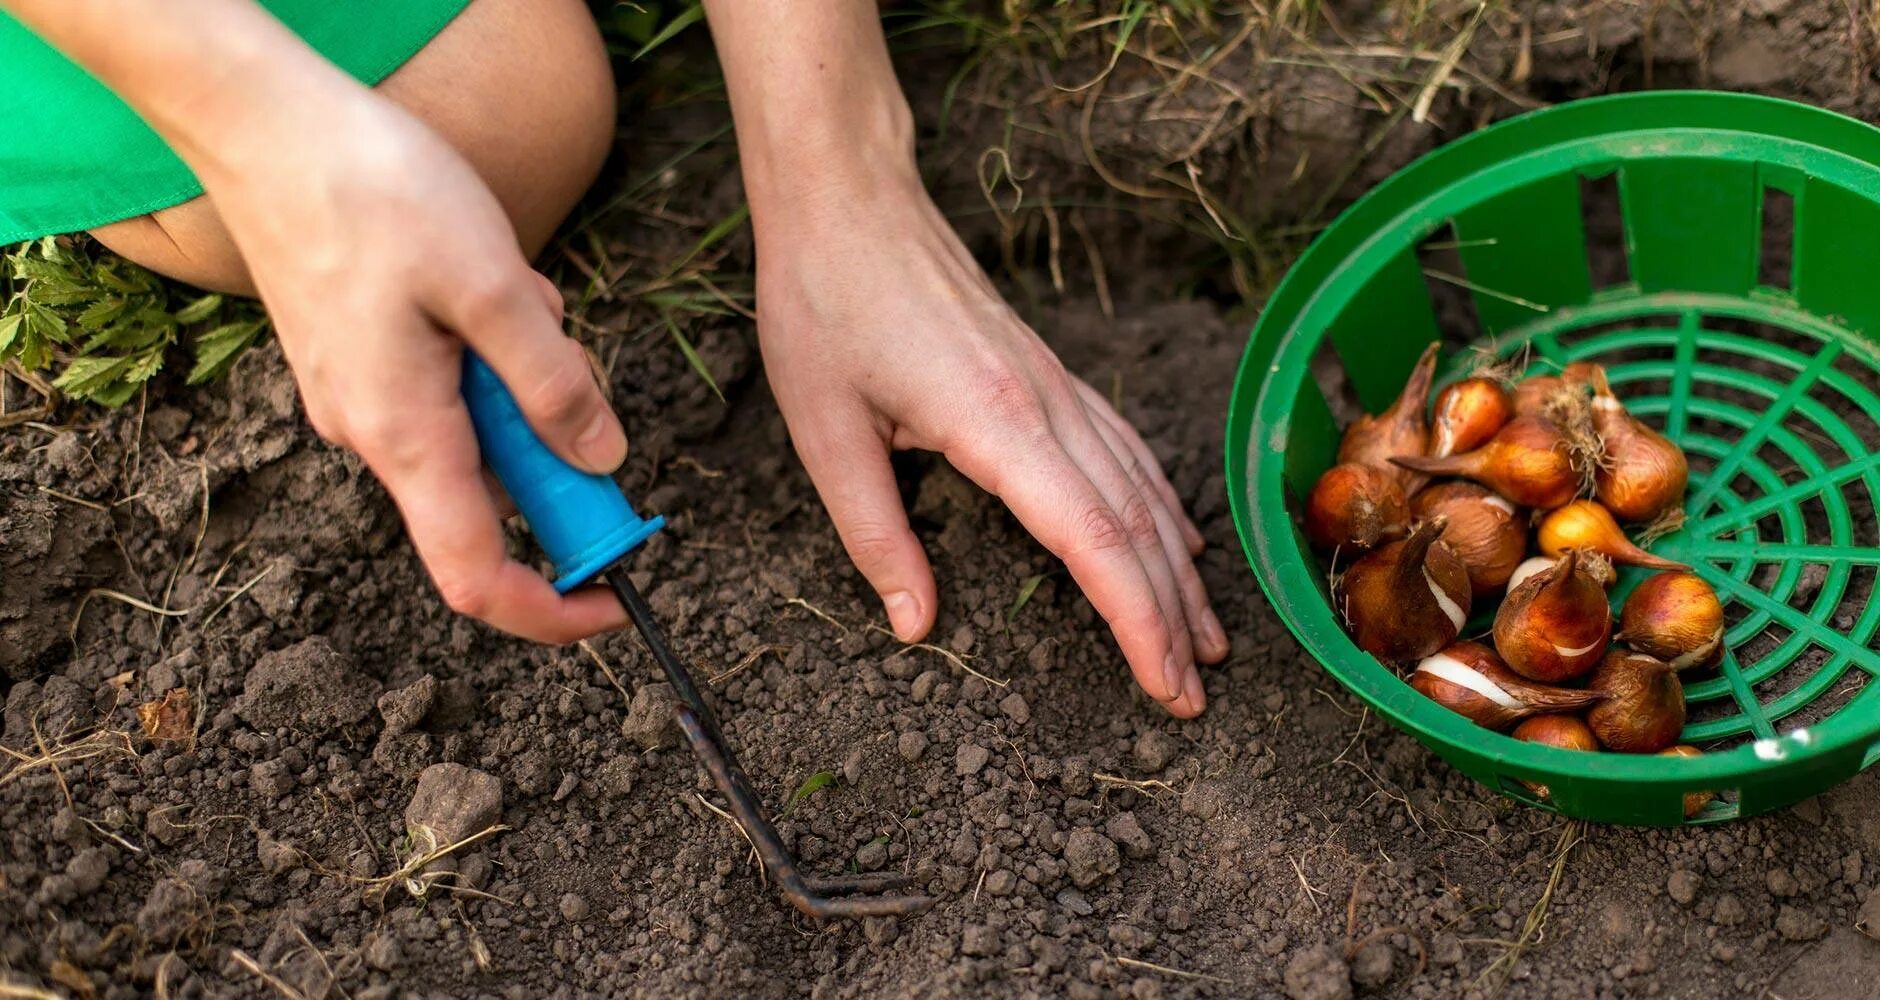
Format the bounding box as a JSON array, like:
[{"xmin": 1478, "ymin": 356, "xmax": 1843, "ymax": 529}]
[{"xmin": 750, "ymin": 162, "xmax": 1227, "ymax": 718}]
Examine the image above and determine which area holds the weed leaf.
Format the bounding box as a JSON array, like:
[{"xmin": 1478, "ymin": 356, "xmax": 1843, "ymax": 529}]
[{"xmin": 783, "ymin": 770, "xmax": 838, "ymax": 816}]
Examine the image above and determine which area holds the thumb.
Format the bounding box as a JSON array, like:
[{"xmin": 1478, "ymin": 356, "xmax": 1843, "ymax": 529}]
[
  {"xmin": 796, "ymin": 417, "xmax": 937, "ymax": 642},
  {"xmin": 443, "ymin": 264, "xmax": 626, "ymax": 475}
]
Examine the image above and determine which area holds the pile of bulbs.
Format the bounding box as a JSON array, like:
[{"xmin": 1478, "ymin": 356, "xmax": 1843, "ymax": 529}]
[{"xmin": 1306, "ymin": 345, "xmax": 1723, "ymax": 815}]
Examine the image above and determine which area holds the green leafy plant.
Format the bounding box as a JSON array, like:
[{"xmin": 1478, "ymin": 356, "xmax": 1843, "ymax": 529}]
[
  {"xmin": 782, "ymin": 769, "xmax": 839, "ymax": 817},
  {"xmin": 0, "ymin": 237, "xmax": 268, "ymax": 406}
]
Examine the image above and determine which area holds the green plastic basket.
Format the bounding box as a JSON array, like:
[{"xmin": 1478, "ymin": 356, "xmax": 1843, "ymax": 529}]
[{"xmin": 1227, "ymin": 92, "xmax": 1880, "ymax": 826}]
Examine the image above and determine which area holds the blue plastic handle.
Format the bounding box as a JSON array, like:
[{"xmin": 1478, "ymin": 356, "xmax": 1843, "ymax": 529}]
[{"xmin": 460, "ymin": 352, "xmax": 663, "ymax": 593}]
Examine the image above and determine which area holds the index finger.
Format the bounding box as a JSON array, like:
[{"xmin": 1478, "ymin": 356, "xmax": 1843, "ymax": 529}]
[{"xmin": 362, "ymin": 406, "xmax": 627, "ymax": 644}]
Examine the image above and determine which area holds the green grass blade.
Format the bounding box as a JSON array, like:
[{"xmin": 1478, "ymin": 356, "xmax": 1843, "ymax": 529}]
[
  {"xmin": 632, "ymin": 3, "xmax": 704, "ymax": 60},
  {"xmin": 1008, "ymin": 573, "xmax": 1049, "ymax": 621},
  {"xmin": 662, "ymin": 313, "xmax": 724, "ymax": 401},
  {"xmin": 782, "ymin": 770, "xmax": 838, "ymax": 816}
]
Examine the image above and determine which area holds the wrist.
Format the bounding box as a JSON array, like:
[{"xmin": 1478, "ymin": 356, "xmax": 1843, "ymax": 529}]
[{"xmin": 736, "ymin": 89, "xmax": 921, "ymax": 222}]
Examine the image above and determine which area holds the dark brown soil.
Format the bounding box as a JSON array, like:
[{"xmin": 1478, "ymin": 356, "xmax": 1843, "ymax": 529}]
[{"xmin": 7, "ymin": 3, "xmax": 1880, "ymax": 998}]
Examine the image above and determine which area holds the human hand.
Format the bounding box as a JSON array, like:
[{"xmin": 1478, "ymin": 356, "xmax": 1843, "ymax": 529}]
[
  {"xmin": 751, "ymin": 166, "xmax": 1228, "ymax": 717},
  {"xmin": 196, "ymin": 85, "xmax": 629, "ymax": 642}
]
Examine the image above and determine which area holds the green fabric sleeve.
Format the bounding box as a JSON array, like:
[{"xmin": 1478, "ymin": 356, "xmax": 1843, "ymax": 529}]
[{"xmin": 0, "ymin": 1, "xmax": 472, "ymax": 244}]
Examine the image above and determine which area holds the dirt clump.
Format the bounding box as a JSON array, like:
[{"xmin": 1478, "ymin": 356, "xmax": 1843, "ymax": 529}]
[
  {"xmin": 237, "ymin": 636, "xmax": 380, "ymax": 732},
  {"xmin": 405, "ymin": 763, "xmax": 503, "ymax": 845}
]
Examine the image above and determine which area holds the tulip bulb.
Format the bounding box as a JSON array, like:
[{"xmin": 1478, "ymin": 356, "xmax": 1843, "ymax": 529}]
[
  {"xmin": 1619, "ymin": 571, "xmax": 1725, "ymax": 670},
  {"xmin": 1411, "ymin": 483, "xmax": 1526, "ymax": 597},
  {"xmin": 1494, "ymin": 550, "xmax": 1611, "ymax": 683},
  {"xmin": 1511, "ymin": 363, "xmax": 1600, "ymax": 418},
  {"xmin": 1537, "ymin": 500, "xmax": 1688, "ymax": 571},
  {"xmin": 1659, "ymin": 745, "xmax": 1717, "ymax": 818},
  {"xmin": 1304, "ymin": 463, "xmax": 1409, "ymax": 553},
  {"xmin": 1336, "ymin": 518, "xmax": 1472, "ymax": 664},
  {"xmin": 1340, "ymin": 342, "xmax": 1439, "ymax": 492},
  {"xmin": 1581, "ymin": 365, "xmax": 1689, "ymax": 522},
  {"xmin": 1587, "ymin": 650, "xmax": 1686, "ymax": 753},
  {"xmin": 1431, "ymin": 377, "xmax": 1514, "ymax": 459},
  {"xmin": 1510, "ymin": 552, "xmax": 1615, "ymax": 594},
  {"xmin": 1512, "ymin": 714, "xmax": 1601, "ymax": 800},
  {"xmin": 1506, "ymin": 556, "xmax": 1555, "ymax": 594},
  {"xmin": 1411, "ymin": 641, "xmax": 1605, "ymax": 730},
  {"xmin": 1392, "ymin": 416, "xmax": 1583, "ymax": 510}
]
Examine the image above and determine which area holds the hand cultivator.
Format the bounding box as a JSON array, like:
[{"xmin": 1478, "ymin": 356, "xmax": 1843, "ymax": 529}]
[{"xmin": 462, "ymin": 354, "xmax": 934, "ymax": 919}]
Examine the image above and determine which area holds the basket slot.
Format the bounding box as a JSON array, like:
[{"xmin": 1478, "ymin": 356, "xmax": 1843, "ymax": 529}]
[
  {"xmin": 1619, "ymin": 158, "xmax": 1759, "ymax": 295},
  {"xmin": 1759, "ymin": 186, "xmax": 1796, "ymax": 290},
  {"xmin": 1324, "ymin": 247, "xmax": 1443, "ymax": 414},
  {"xmin": 1450, "ymin": 172, "xmax": 1593, "ymax": 335},
  {"xmin": 1795, "ymin": 176, "xmax": 1880, "ymax": 347},
  {"xmin": 1281, "ymin": 371, "xmax": 1341, "ymax": 502}
]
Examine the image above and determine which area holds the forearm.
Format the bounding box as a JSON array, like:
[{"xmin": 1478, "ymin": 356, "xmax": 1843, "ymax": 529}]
[
  {"xmin": 701, "ymin": 0, "xmax": 918, "ymax": 217},
  {"xmin": 2, "ymin": 0, "xmax": 361, "ymax": 180}
]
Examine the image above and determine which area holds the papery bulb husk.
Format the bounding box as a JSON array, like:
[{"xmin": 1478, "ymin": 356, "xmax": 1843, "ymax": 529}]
[
  {"xmin": 1512, "ymin": 714, "xmax": 1601, "ymax": 799},
  {"xmin": 1411, "ymin": 641, "xmax": 1605, "ymax": 730},
  {"xmin": 1619, "ymin": 572, "xmax": 1725, "ymax": 670},
  {"xmin": 1336, "ymin": 518, "xmax": 1472, "ymax": 664},
  {"xmin": 1340, "ymin": 342, "xmax": 1439, "ymax": 492},
  {"xmin": 1305, "ymin": 463, "xmax": 1409, "ymax": 553},
  {"xmin": 1392, "ymin": 416, "xmax": 1582, "ymax": 510},
  {"xmin": 1659, "ymin": 745, "xmax": 1717, "ymax": 818},
  {"xmin": 1586, "ymin": 367, "xmax": 1690, "ymax": 522},
  {"xmin": 1412, "ymin": 482, "xmax": 1526, "ymax": 597},
  {"xmin": 1506, "ymin": 556, "xmax": 1556, "ymax": 594},
  {"xmin": 1431, "ymin": 378, "xmax": 1514, "ymax": 459},
  {"xmin": 1538, "ymin": 500, "xmax": 1689, "ymax": 571},
  {"xmin": 1587, "ymin": 649, "xmax": 1686, "ymax": 753},
  {"xmin": 1494, "ymin": 550, "xmax": 1612, "ymax": 683},
  {"xmin": 1512, "ymin": 363, "xmax": 1600, "ymax": 418}
]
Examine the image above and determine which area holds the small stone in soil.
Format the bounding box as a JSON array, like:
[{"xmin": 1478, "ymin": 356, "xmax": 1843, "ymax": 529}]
[
  {"xmin": 998, "ymin": 692, "xmax": 1030, "ymax": 725},
  {"xmin": 1133, "ymin": 730, "xmax": 1177, "ymax": 772},
  {"xmin": 1860, "ymin": 891, "xmax": 1880, "ymax": 939},
  {"xmin": 1056, "ymin": 887, "xmax": 1095, "ymax": 916},
  {"xmin": 1668, "ymin": 869, "xmax": 1701, "ymax": 906},
  {"xmin": 405, "ymin": 763, "xmax": 503, "ymax": 847},
  {"xmin": 897, "ymin": 731, "xmax": 928, "ymax": 762},
  {"xmin": 377, "ymin": 675, "xmax": 436, "ymax": 737},
  {"xmin": 1104, "ymin": 811, "xmax": 1154, "ymax": 860},
  {"xmin": 956, "ymin": 742, "xmax": 990, "ymax": 776},
  {"xmin": 621, "ymin": 683, "xmax": 679, "ymax": 751},
  {"xmin": 1283, "ymin": 943, "xmax": 1353, "ymax": 1000},
  {"xmin": 1064, "ymin": 828, "xmax": 1121, "ymax": 888},
  {"xmin": 560, "ymin": 893, "xmax": 590, "ymax": 922}
]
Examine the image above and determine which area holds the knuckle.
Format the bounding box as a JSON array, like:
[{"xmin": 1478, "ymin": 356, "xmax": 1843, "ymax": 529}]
[
  {"xmin": 435, "ymin": 574, "xmax": 490, "ymax": 619},
  {"xmin": 1070, "ymin": 503, "xmax": 1131, "ymax": 555},
  {"xmin": 1118, "ymin": 493, "xmax": 1160, "ymax": 546},
  {"xmin": 843, "ymin": 527, "xmax": 905, "ymax": 570},
  {"xmin": 979, "ymin": 372, "xmax": 1048, "ymax": 430},
  {"xmin": 456, "ymin": 269, "xmax": 527, "ymax": 318}
]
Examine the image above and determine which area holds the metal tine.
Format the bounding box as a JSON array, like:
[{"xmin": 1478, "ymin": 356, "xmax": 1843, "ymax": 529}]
[{"xmin": 610, "ymin": 571, "xmax": 936, "ymax": 920}]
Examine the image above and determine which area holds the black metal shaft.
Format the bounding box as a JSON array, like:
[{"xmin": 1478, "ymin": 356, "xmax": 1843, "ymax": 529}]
[{"xmin": 603, "ymin": 569, "xmax": 934, "ymax": 920}]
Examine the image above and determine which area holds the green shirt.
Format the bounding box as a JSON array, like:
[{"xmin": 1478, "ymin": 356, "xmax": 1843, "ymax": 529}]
[{"xmin": 0, "ymin": 1, "xmax": 471, "ymax": 243}]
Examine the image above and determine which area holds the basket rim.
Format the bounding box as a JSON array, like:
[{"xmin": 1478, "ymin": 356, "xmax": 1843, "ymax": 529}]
[{"xmin": 1225, "ymin": 90, "xmax": 1880, "ymax": 801}]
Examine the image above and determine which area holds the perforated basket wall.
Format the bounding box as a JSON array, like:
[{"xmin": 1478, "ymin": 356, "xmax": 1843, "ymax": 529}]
[{"xmin": 1226, "ymin": 92, "xmax": 1880, "ymax": 826}]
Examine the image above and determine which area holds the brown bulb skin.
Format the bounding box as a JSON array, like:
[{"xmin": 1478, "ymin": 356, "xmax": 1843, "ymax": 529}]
[
  {"xmin": 1412, "ymin": 482, "xmax": 1527, "ymax": 597},
  {"xmin": 1431, "ymin": 377, "xmax": 1514, "ymax": 459},
  {"xmin": 1410, "ymin": 641, "xmax": 1604, "ymax": 730},
  {"xmin": 1337, "ymin": 518, "xmax": 1472, "ymax": 664},
  {"xmin": 1587, "ymin": 650, "xmax": 1685, "ymax": 753},
  {"xmin": 1304, "ymin": 463, "xmax": 1409, "ymax": 553},
  {"xmin": 1392, "ymin": 416, "xmax": 1582, "ymax": 510},
  {"xmin": 1512, "ymin": 363, "xmax": 1600, "ymax": 418},
  {"xmin": 1619, "ymin": 572, "xmax": 1725, "ymax": 670},
  {"xmin": 1583, "ymin": 365, "xmax": 1690, "ymax": 523},
  {"xmin": 1495, "ymin": 550, "xmax": 1612, "ymax": 683},
  {"xmin": 1512, "ymin": 714, "xmax": 1601, "ymax": 800},
  {"xmin": 1659, "ymin": 745, "xmax": 1716, "ymax": 818},
  {"xmin": 1538, "ymin": 500, "xmax": 1689, "ymax": 571},
  {"xmin": 1340, "ymin": 342, "xmax": 1439, "ymax": 492}
]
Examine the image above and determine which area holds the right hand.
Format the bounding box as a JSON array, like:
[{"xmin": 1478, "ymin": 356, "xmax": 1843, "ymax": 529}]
[{"xmin": 197, "ymin": 86, "xmax": 629, "ymax": 643}]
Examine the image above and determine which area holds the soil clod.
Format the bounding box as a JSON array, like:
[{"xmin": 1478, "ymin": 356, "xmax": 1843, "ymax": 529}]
[
  {"xmin": 237, "ymin": 637, "xmax": 379, "ymax": 733},
  {"xmin": 405, "ymin": 763, "xmax": 503, "ymax": 847}
]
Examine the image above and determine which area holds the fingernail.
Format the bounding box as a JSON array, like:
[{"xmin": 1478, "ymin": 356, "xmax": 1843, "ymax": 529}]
[
  {"xmin": 1203, "ymin": 610, "xmax": 1229, "ymax": 656},
  {"xmin": 884, "ymin": 591, "xmax": 920, "ymax": 641},
  {"xmin": 575, "ymin": 412, "xmax": 627, "ymax": 472},
  {"xmin": 1161, "ymin": 652, "xmax": 1184, "ymax": 703},
  {"xmin": 1183, "ymin": 667, "xmax": 1206, "ymax": 713}
]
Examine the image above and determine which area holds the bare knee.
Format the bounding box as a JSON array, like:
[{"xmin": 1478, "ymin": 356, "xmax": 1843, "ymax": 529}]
[{"xmin": 87, "ymin": 0, "xmax": 614, "ymax": 294}]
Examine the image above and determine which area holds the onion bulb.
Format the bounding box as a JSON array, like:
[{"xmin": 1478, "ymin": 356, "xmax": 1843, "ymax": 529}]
[
  {"xmin": 1537, "ymin": 500, "xmax": 1688, "ymax": 571},
  {"xmin": 1304, "ymin": 463, "xmax": 1409, "ymax": 553},
  {"xmin": 1579, "ymin": 365, "xmax": 1689, "ymax": 522},
  {"xmin": 1411, "ymin": 482, "xmax": 1526, "ymax": 597},
  {"xmin": 1410, "ymin": 641, "xmax": 1604, "ymax": 730},
  {"xmin": 1340, "ymin": 342, "xmax": 1439, "ymax": 492},
  {"xmin": 1494, "ymin": 550, "xmax": 1611, "ymax": 683},
  {"xmin": 1431, "ymin": 377, "xmax": 1514, "ymax": 459},
  {"xmin": 1660, "ymin": 745, "xmax": 1717, "ymax": 818},
  {"xmin": 1618, "ymin": 571, "xmax": 1725, "ymax": 670},
  {"xmin": 1336, "ymin": 518, "xmax": 1472, "ymax": 664},
  {"xmin": 1392, "ymin": 416, "xmax": 1583, "ymax": 510},
  {"xmin": 1586, "ymin": 649, "xmax": 1685, "ymax": 753}
]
